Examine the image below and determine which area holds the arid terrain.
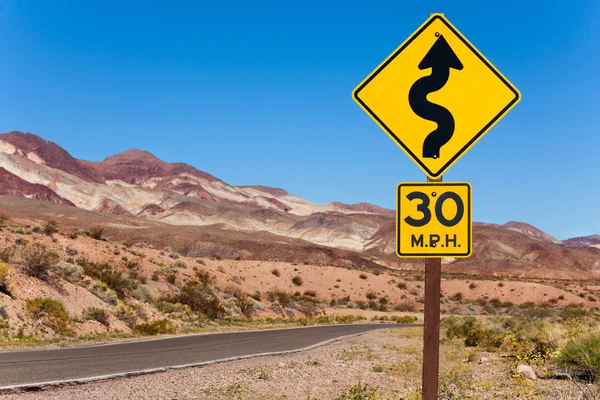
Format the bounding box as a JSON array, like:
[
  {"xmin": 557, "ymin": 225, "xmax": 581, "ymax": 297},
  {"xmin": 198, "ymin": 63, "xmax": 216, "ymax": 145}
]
[{"xmin": 0, "ymin": 131, "xmax": 599, "ymax": 399}]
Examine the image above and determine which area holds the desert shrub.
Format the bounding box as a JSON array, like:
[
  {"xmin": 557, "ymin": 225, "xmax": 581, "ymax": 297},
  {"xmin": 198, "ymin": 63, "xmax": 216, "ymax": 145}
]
[
  {"xmin": 475, "ymin": 298, "xmax": 488, "ymax": 307},
  {"xmin": 82, "ymin": 307, "xmax": 110, "ymax": 325},
  {"xmin": 151, "ymin": 271, "xmax": 160, "ymax": 281},
  {"xmin": 265, "ymin": 290, "xmax": 293, "ymax": 308},
  {"xmin": 498, "ymin": 282, "xmax": 504, "ymax": 287},
  {"xmin": 250, "ymin": 291, "xmax": 262, "ymax": 301},
  {"xmin": 87, "ymin": 226, "xmax": 105, "ymax": 240},
  {"xmin": 21, "ymin": 244, "xmax": 59, "ymax": 279},
  {"xmin": 297, "ymin": 299, "xmax": 320, "ymax": 316},
  {"xmin": 271, "ymin": 268, "xmax": 281, "ymax": 277},
  {"xmin": 355, "ymin": 300, "xmax": 367, "ymax": 310},
  {"xmin": 394, "ymin": 300, "xmax": 416, "ymax": 312},
  {"xmin": 160, "ymin": 281, "xmax": 225, "ymax": 320},
  {"xmin": 166, "ymin": 273, "xmax": 177, "ymax": 284},
  {"xmin": 397, "ymin": 281, "xmax": 407, "ymax": 290},
  {"xmin": 42, "ymin": 220, "xmax": 59, "ymax": 236},
  {"xmin": 174, "ymin": 260, "xmax": 187, "ymax": 269},
  {"xmin": 123, "ymin": 260, "xmax": 139, "ymax": 270},
  {"xmin": 132, "ymin": 319, "xmax": 174, "ymax": 336},
  {"xmin": 366, "ymin": 291, "xmax": 377, "ymax": 300},
  {"xmin": 67, "ymin": 231, "xmax": 79, "ymax": 240},
  {"xmin": 464, "ymin": 328, "xmax": 504, "ymax": 351},
  {"xmin": 291, "ymin": 275, "xmax": 304, "ymax": 286},
  {"xmin": 88, "ymin": 280, "xmax": 118, "ymax": 305},
  {"xmin": 468, "ymin": 282, "xmax": 477, "ymax": 290},
  {"xmin": 168, "ymin": 253, "xmax": 179, "ymax": 259},
  {"xmin": 393, "ymin": 315, "xmax": 418, "ymax": 324},
  {"xmin": 53, "ymin": 261, "xmax": 83, "ymax": 284},
  {"xmin": 195, "ymin": 259, "xmax": 206, "ymax": 265},
  {"xmin": 224, "ymin": 285, "xmax": 255, "ymax": 318},
  {"xmin": 450, "ymin": 292, "xmax": 464, "ymax": 302},
  {"xmin": 24, "ymin": 297, "xmax": 72, "ymax": 333},
  {"xmin": 131, "ymin": 285, "xmax": 155, "ymax": 304},
  {"xmin": 195, "ymin": 269, "xmax": 214, "ymax": 285},
  {"xmin": 65, "ymin": 246, "xmax": 78, "ymax": 256},
  {"xmin": 0, "ymin": 213, "xmax": 7, "ymax": 226},
  {"xmin": 489, "ymin": 298, "xmax": 502, "ymax": 308},
  {"xmin": 303, "ymin": 290, "xmax": 317, "ymax": 297},
  {"xmin": 0, "ymin": 262, "xmax": 12, "ymax": 296},
  {"xmin": 0, "ymin": 246, "xmax": 14, "ymax": 263},
  {"xmin": 337, "ymin": 381, "xmax": 380, "ymax": 400},
  {"xmin": 558, "ymin": 333, "xmax": 600, "ymax": 380},
  {"xmin": 156, "ymin": 301, "xmax": 192, "ymax": 315},
  {"xmin": 79, "ymin": 260, "xmax": 137, "ymax": 298},
  {"xmin": 442, "ymin": 316, "xmax": 477, "ymax": 340},
  {"xmin": 359, "ymin": 273, "xmax": 368, "ymax": 280},
  {"xmin": 114, "ymin": 302, "xmax": 142, "ymax": 328}
]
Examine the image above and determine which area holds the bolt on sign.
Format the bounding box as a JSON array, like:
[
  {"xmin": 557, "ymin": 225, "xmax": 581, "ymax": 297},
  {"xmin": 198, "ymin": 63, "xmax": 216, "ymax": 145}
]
[
  {"xmin": 353, "ymin": 13, "xmax": 520, "ymax": 179},
  {"xmin": 397, "ymin": 182, "xmax": 471, "ymax": 258}
]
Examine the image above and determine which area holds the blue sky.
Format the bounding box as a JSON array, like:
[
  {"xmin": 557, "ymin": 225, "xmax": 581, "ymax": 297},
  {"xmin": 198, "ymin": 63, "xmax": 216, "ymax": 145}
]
[{"xmin": 0, "ymin": 0, "xmax": 598, "ymax": 239}]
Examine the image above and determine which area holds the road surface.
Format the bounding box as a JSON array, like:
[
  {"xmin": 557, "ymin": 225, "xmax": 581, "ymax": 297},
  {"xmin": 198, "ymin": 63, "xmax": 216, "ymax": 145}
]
[{"xmin": 0, "ymin": 323, "xmax": 416, "ymax": 390}]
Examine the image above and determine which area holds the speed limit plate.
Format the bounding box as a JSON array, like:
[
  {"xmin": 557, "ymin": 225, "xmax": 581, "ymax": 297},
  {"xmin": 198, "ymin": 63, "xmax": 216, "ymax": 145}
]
[{"xmin": 397, "ymin": 182, "xmax": 471, "ymax": 258}]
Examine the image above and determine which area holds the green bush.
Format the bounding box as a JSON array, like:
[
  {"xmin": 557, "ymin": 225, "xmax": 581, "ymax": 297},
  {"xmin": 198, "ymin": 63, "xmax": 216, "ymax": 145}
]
[
  {"xmin": 131, "ymin": 285, "xmax": 155, "ymax": 304},
  {"xmin": 87, "ymin": 226, "xmax": 105, "ymax": 240},
  {"xmin": 394, "ymin": 300, "xmax": 416, "ymax": 312},
  {"xmin": 291, "ymin": 275, "xmax": 304, "ymax": 286},
  {"xmin": 450, "ymin": 292, "xmax": 464, "ymax": 302},
  {"xmin": 366, "ymin": 292, "xmax": 377, "ymax": 300},
  {"xmin": 265, "ymin": 290, "xmax": 293, "ymax": 308},
  {"xmin": 88, "ymin": 280, "xmax": 118, "ymax": 305},
  {"xmin": 54, "ymin": 261, "xmax": 83, "ymax": 284},
  {"xmin": 0, "ymin": 246, "xmax": 15, "ymax": 263},
  {"xmin": 42, "ymin": 220, "xmax": 59, "ymax": 236},
  {"xmin": 0, "ymin": 262, "xmax": 12, "ymax": 296},
  {"xmin": 160, "ymin": 281, "xmax": 225, "ymax": 320},
  {"xmin": 114, "ymin": 302, "xmax": 141, "ymax": 328},
  {"xmin": 22, "ymin": 244, "xmax": 59, "ymax": 278},
  {"xmin": 132, "ymin": 319, "xmax": 174, "ymax": 336},
  {"xmin": 393, "ymin": 315, "xmax": 418, "ymax": 324},
  {"xmin": 337, "ymin": 381, "xmax": 380, "ymax": 400},
  {"xmin": 24, "ymin": 297, "xmax": 72, "ymax": 333},
  {"xmin": 195, "ymin": 269, "xmax": 214, "ymax": 285},
  {"xmin": 166, "ymin": 273, "xmax": 177, "ymax": 284},
  {"xmin": 224, "ymin": 285, "xmax": 255, "ymax": 318},
  {"xmin": 442, "ymin": 316, "xmax": 477, "ymax": 340},
  {"xmin": 83, "ymin": 307, "xmax": 110, "ymax": 325},
  {"xmin": 558, "ymin": 334, "xmax": 600, "ymax": 380},
  {"xmin": 79, "ymin": 260, "xmax": 137, "ymax": 298}
]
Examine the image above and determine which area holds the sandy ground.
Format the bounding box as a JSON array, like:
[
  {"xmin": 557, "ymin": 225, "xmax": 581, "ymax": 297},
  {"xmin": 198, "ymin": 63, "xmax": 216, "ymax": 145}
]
[
  {"xmin": 0, "ymin": 224, "xmax": 594, "ymax": 344},
  {"xmin": 0, "ymin": 327, "xmax": 591, "ymax": 400}
]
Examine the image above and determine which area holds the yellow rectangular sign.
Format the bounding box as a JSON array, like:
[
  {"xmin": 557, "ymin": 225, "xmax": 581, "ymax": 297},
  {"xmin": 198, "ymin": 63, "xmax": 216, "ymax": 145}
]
[{"xmin": 397, "ymin": 182, "xmax": 471, "ymax": 258}]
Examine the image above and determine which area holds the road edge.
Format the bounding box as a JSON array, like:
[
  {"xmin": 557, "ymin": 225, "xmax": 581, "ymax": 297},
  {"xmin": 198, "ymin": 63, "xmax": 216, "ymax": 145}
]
[{"xmin": 0, "ymin": 325, "xmax": 413, "ymax": 394}]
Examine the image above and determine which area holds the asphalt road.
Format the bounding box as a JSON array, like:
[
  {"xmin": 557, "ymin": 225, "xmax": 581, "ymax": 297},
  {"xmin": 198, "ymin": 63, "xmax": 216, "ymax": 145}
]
[{"xmin": 0, "ymin": 324, "xmax": 415, "ymax": 390}]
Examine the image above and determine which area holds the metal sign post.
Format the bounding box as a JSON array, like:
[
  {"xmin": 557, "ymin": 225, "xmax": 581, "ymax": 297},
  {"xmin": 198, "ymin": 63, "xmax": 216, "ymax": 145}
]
[{"xmin": 422, "ymin": 175, "xmax": 442, "ymax": 400}]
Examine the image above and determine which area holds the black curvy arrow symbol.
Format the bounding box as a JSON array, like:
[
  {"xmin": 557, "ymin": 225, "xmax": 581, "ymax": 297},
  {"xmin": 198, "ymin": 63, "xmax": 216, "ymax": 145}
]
[{"xmin": 408, "ymin": 35, "xmax": 463, "ymax": 159}]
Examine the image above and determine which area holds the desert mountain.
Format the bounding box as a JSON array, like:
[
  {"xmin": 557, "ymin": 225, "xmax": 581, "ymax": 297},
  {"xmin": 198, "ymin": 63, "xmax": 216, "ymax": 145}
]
[
  {"xmin": 563, "ymin": 235, "xmax": 600, "ymax": 249},
  {"xmin": 0, "ymin": 130, "xmax": 598, "ymax": 279}
]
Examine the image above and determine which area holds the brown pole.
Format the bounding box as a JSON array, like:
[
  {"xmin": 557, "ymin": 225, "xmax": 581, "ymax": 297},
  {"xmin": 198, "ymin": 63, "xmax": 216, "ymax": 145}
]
[{"xmin": 422, "ymin": 175, "xmax": 442, "ymax": 400}]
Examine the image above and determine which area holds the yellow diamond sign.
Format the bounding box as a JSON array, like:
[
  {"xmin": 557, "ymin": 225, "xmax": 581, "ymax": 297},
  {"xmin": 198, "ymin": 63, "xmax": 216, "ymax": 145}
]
[{"xmin": 353, "ymin": 14, "xmax": 520, "ymax": 178}]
